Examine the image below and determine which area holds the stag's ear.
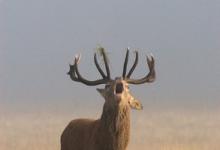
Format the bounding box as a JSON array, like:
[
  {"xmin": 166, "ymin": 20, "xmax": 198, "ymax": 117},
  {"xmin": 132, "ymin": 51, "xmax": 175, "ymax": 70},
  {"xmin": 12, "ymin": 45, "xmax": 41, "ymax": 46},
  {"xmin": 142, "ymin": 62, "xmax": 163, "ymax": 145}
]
[
  {"xmin": 96, "ymin": 88, "xmax": 106, "ymax": 98},
  {"xmin": 129, "ymin": 98, "xmax": 143, "ymax": 110}
]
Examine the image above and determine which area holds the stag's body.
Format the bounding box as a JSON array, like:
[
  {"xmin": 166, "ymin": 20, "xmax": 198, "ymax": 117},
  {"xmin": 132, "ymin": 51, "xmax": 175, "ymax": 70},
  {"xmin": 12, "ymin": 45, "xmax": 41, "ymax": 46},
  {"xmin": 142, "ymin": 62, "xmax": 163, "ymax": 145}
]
[
  {"xmin": 61, "ymin": 104, "xmax": 130, "ymax": 150},
  {"xmin": 61, "ymin": 48, "xmax": 155, "ymax": 150}
]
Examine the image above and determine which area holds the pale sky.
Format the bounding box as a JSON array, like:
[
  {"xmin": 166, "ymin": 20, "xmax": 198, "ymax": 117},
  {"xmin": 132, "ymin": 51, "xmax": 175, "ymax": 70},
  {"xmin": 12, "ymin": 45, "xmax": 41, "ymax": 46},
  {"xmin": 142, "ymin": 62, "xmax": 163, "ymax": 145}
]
[{"xmin": 0, "ymin": 0, "xmax": 220, "ymax": 113}]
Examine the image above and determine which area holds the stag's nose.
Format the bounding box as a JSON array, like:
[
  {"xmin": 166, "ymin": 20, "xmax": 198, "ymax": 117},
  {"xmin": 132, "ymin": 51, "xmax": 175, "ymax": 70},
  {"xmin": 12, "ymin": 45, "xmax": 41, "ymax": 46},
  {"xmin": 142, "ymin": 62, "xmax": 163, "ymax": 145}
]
[{"xmin": 115, "ymin": 82, "xmax": 124, "ymax": 94}]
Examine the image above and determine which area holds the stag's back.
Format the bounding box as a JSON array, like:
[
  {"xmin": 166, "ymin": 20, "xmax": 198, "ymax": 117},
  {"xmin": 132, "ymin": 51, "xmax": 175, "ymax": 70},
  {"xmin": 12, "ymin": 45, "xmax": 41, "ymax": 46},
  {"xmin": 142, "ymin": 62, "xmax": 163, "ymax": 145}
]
[{"xmin": 61, "ymin": 119, "xmax": 99, "ymax": 150}]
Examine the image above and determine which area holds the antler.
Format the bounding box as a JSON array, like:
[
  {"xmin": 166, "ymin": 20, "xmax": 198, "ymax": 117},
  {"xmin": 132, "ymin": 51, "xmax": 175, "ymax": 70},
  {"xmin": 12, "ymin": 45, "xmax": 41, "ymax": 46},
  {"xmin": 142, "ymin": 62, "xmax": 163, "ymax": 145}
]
[
  {"xmin": 122, "ymin": 49, "xmax": 156, "ymax": 84},
  {"xmin": 122, "ymin": 48, "xmax": 139, "ymax": 78},
  {"xmin": 67, "ymin": 50, "xmax": 111, "ymax": 86}
]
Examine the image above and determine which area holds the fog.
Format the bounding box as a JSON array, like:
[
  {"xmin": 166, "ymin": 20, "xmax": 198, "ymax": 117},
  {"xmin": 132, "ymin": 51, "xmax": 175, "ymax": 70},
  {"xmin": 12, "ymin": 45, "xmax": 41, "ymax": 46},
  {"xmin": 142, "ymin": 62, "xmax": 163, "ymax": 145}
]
[{"xmin": 1, "ymin": 0, "xmax": 220, "ymax": 113}]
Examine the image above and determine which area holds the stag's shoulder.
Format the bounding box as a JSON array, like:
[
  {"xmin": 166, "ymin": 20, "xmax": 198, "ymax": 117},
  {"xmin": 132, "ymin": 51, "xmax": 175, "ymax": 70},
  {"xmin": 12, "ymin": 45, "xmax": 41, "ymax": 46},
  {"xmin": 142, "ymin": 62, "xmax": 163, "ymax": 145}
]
[{"xmin": 61, "ymin": 119, "xmax": 97, "ymax": 141}]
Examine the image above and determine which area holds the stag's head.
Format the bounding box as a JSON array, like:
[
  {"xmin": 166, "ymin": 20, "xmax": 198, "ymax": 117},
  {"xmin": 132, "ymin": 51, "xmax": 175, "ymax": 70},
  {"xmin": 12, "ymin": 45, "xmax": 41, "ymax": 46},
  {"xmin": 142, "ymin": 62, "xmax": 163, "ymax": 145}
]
[{"xmin": 68, "ymin": 48, "xmax": 155, "ymax": 110}]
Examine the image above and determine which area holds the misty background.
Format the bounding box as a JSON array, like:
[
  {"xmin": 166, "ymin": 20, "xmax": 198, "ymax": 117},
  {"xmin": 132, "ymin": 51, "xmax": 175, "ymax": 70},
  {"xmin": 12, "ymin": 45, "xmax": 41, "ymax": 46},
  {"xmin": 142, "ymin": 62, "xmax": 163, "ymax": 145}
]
[{"xmin": 0, "ymin": 0, "xmax": 220, "ymax": 114}]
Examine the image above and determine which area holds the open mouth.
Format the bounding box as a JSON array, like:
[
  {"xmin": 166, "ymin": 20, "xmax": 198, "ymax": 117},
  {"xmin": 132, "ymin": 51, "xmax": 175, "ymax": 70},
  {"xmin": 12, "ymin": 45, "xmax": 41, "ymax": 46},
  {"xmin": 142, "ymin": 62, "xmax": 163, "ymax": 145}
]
[{"xmin": 115, "ymin": 83, "xmax": 123, "ymax": 94}]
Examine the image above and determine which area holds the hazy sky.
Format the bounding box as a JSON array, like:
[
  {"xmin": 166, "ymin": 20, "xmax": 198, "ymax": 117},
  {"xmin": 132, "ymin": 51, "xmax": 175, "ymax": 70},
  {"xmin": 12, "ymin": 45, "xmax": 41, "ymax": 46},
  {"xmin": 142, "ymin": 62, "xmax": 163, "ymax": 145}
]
[{"xmin": 0, "ymin": 0, "xmax": 220, "ymax": 113}]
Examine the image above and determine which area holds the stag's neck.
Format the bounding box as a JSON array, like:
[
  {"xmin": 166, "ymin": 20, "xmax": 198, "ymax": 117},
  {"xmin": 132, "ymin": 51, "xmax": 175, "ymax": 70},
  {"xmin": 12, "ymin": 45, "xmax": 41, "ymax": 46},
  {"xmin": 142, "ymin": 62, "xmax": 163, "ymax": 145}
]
[{"xmin": 100, "ymin": 103, "xmax": 130, "ymax": 150}]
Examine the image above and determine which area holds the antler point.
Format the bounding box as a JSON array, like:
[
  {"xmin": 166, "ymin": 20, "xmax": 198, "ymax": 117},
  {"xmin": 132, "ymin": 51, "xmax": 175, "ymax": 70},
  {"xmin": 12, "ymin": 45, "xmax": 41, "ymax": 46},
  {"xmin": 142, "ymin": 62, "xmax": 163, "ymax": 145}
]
[
  {"xmin": 74, "ymin": 54, "xmax": 81, "ymax": 64},
  {"xmin": 146, "ymin": 53, "xmax": 154, "ymax": 62}
]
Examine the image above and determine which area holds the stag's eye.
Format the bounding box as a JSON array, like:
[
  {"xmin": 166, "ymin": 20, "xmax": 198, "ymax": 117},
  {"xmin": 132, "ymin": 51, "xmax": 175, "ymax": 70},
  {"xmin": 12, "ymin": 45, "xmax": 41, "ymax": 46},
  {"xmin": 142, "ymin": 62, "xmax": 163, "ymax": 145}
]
[
  {"xmin": 116, "ymin": 83, "xmax": 123, "ymax": 94},
  {"xmin": 105, "ymin": 84, "xmax": 111, "ymax": 89}
]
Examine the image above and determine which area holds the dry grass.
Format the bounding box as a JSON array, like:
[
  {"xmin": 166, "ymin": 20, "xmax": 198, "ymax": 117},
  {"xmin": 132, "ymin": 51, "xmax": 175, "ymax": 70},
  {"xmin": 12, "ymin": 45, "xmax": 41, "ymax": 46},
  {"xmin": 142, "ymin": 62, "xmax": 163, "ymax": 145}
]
[{"xmin": 0, "ymin": 110, "xmax": 219, "ymax": 150}]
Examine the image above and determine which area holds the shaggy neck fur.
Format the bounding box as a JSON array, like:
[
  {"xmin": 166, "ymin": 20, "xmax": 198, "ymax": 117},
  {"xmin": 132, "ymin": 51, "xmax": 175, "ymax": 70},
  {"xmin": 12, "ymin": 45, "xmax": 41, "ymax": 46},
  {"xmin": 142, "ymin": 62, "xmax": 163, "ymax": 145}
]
[{"xmin": 100, "ymin": 102, "xmax": 130, "ymax": 150}]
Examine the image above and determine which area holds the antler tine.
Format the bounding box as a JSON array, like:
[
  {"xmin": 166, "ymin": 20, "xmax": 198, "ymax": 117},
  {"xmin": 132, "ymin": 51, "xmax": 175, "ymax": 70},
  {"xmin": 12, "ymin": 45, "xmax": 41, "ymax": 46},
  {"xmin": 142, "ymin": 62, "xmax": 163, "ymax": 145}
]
[
  {"xmin": 67, "ymin": 55, "xmax": 81, "ymax": 82},
  {"xmin": 126, "ymin": 54, "xmax": 156, "ymax": 84},
  {"xmin": 68, "ymin": 54, "xmax": 110, "ymax": 86},
  {"xmin": 126, "ymin": 51, "xmax": 138, "ymax": 78},
  {"xmin": 94, "ymin": 53, "xmax": 106, "ymax": 78},
  {"xmin": 122, "ymin": 49, "xmax": 129, "ymax": 78},
  {"xmin": 100, "ymin": 48, "xmax": 111, "ymax": 79},
  {"xmin": 67, "ymin": 64, "xmax": 79, "ymax": 82}
]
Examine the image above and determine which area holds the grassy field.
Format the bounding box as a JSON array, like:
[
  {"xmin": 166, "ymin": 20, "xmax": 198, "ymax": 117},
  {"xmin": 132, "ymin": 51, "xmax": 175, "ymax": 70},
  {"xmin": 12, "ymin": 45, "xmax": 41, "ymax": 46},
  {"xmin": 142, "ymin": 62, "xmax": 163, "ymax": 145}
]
[{"xmin": 0, "ymin": 109, "xmax": 219, "ymax": 150}]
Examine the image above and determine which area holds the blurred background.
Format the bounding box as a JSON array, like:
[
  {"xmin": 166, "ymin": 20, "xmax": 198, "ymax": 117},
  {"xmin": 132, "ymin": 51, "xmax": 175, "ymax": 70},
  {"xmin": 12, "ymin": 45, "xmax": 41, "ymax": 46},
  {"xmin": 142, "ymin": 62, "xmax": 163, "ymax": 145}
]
[
  {"xmin": 1, "ymin": 0, "xmax": 219, "ymax": 113},
  {"xmin": 0, "ymin": 0, "xmax": 220, "ymax": 149}
]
